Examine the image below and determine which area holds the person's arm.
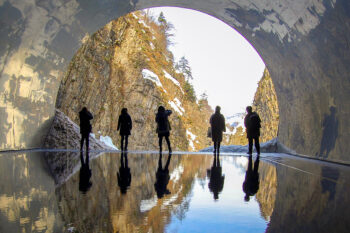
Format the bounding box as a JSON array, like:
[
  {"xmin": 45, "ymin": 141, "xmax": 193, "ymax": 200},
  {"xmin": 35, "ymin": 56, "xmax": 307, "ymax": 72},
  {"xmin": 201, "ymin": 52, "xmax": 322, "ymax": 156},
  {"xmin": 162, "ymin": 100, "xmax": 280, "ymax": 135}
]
[
  {"xmin": 88, "ymin": 111, "xmax": 93, "ymax": 120},
  {"xmin": 166, "ymin": 110, "xmax": 172, "ymax": 116},
  {"xmin": 222, "ymin": 115, "xmax": 226, "ymax": 132}
]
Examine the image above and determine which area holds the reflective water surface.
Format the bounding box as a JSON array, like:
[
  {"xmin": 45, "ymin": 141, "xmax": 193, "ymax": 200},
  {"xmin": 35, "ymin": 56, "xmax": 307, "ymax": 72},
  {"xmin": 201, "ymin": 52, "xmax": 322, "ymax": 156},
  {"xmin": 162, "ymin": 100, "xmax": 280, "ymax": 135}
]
[{"xmin": 0, "ymin": 151, "xmax": 350, "ymax": 233}]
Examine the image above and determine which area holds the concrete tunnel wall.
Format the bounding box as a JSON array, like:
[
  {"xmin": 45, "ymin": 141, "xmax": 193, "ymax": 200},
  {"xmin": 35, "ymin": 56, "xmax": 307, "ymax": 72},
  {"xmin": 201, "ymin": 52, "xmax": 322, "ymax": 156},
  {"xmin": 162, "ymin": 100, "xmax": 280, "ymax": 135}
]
[{"xmin": 0, "ymin": 0, "xmax": 349, "ymax": 163}]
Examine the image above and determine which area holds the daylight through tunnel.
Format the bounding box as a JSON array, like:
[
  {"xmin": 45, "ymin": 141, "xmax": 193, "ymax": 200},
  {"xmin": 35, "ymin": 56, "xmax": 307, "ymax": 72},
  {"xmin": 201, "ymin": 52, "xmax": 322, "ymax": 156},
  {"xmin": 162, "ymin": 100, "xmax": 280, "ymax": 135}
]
[{"xmin": 0, "ymin": 0, "xmax": 349, "ymax": 163}]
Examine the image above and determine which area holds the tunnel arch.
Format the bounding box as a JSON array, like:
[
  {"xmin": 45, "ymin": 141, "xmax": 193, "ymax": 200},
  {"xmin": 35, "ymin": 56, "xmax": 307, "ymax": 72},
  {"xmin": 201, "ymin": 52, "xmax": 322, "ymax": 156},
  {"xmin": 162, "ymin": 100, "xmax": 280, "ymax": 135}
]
[{"xmin": 0, "ymin": 0, "xmax": 349, "ymax": 163}]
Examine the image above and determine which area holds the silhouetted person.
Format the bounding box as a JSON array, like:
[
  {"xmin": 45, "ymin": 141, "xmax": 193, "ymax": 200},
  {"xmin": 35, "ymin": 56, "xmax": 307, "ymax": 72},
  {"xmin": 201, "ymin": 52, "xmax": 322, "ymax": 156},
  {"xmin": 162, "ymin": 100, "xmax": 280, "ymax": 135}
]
[
  {"xmin": 244, "ymin": 106, "xmax": 261, "ymax": 155},
  {"xmin": 210, "ymin": 106, "xmax": 226, "ymax": 155},
  {"xmin": 207, "ymin": 154, "xmax": 225, "ymax": 200},
  {"xmin": 79, "ymin": 151, "xmax": 92, "ymax": 193},
  {"xmin": 155, "ymin": 106, "xmax": 172, "ymax": 153},
  {"xmin": 79, "ymin": 107, "xmax": 93, "ymax": 152},
  {"xmin": 319, "ymin": 106, "xmax": 338, "ymax": 158},
  {"xmin": 242, "ymin": 155, "xmax": 260, "ymax": 201},
  {"xmin": 117, "ymin": 108, "xmax": 132, "ymax": 151},
  {"xmin": 154, "ymin": 153, "xmax": 172, "ymax": 198},
  {"xmin": 117, "ymin": 152, "xmax": 131, "ymax": 194}
]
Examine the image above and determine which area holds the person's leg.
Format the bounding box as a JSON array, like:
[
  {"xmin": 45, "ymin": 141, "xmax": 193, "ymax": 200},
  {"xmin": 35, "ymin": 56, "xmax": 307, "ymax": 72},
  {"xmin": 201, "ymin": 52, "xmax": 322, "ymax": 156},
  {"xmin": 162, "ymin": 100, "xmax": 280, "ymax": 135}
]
[
  {"xmin": 213, "ymin": 140, "xmax": 217, "ymax": 154},
  {"xmin": 121, "ymin": 135, "xmax": 125, "ymax": 151},
  {"xmin": 248, "ymin": 137, "xmax": 253, "ymax": 154},
  {"xmin": 86, "ymin": 134, "xmax": 89, "ymax": 152},
  {"xmin": 159, "ymin": 135, "xmax": 163, "ymax": 153},
  {"xmin": 255, "ymin": 136, "xmax": 260, "ymax": 155},
  {"xmin": 80, "ymin": 136, "xmax": 84, "ymax": 151},
  {"xmin": 125, "ymin": 135, "xmax": 129, "ymax": 151},
  {"xmin": 165, "ymin": 136, "xmax": 171, "ymax": 152},
  {"xmin": 217, "ymin": 141, "xmax": 221, "ymax": 155}
]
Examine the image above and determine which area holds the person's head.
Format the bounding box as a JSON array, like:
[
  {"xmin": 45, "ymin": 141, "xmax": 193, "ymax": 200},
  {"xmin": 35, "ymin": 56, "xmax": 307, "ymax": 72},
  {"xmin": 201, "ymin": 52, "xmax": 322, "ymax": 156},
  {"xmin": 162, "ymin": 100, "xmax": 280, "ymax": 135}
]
[
  {"xmin": 158, "ymin": 106, "xmax": 165, "ymax": 113},
  {"xmin": 121, "ymin": 108, "xmax": 127, "ymax": 115},
  {"xmin": 246, "ymin": 106, "xmax": 252, "ymax": 114},
  {"xmin": 215, "ymin": 106, "xmax": 221, "ymax": 113},
  {"xmin": 82, "ymin": 107, "xmax": 87, "ymax": 112}
]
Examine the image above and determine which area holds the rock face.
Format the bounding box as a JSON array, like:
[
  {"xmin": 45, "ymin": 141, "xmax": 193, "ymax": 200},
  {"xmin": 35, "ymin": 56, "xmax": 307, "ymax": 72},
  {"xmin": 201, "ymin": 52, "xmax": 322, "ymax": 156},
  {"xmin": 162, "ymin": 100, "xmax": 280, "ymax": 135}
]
[
  {"xmin": 55, "ymin": 12, "xmax": 212, "ymax": 151},
  {"xmin": 225, "ymin": 68, "xmax": 279, "ymax": 145},
  {"xmin": 1, "ymin": 0, "xmax": 350, "ymax": 163},
  {"xmin": 253, "ymin": 68, "xmax": 279, "ymax": 143}
]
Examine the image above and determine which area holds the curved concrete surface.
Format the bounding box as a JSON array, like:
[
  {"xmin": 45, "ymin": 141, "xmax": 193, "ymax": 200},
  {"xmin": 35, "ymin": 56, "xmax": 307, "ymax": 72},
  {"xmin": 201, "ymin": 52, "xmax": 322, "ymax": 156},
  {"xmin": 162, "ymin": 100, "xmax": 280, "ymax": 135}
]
[{"xmin": 0, "ymin": 0, "xmax": 349, "ymax": 163}]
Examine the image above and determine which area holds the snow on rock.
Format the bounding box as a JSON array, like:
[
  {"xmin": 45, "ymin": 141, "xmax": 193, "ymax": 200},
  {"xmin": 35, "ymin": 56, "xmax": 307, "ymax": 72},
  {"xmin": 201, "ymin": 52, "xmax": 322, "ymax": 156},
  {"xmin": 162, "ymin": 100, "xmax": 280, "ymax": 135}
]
[
  {"xmin": 142, "ymin": 69, "xmax": 163, "ymax": 87},
  {"xmin": 170, "ymin": 165, "xmax": 184, "ymax": 183},
  {"xmin": 99, "ymin": 135, "xmax": 118, "ymax": 150},
  {"xmin": 169, "ymin": 98, "xmax": 185, "ymax": 116},
  {"xmin": 226, "ymin": 113, "xmax": 246, "ymax": 134},
  {"xmin": 150, "ymin": 41, "xmax": 155, "ymax": 50},
  {"xmin": 163, "ymin": 70, "xmax": 181, "ymax": 88},
  {"xmin": 186, "ymin": 130, "xmax": 197, "ymax": 151}
]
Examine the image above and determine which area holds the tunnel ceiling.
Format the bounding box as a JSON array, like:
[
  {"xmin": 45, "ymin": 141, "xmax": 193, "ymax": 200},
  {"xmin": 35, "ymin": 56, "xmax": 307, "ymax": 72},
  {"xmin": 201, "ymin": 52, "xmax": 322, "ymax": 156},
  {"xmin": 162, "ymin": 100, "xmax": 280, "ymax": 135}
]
[{"xmin": 0, "ymin": 0, "xmax": 349, "ymax": 163}]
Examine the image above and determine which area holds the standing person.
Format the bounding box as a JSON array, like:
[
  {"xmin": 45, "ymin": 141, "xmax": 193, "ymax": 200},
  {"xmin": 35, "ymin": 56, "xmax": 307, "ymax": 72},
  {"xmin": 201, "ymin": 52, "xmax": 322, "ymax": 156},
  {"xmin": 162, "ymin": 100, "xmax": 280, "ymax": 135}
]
[
  {"xmin": 210, "ymin": 106, "xmax": 226, "ymax": 155},
  {"xmin": 244, "ymin": 106, "xmax": 261, "ymax": 155},
  {"xmin": 117, "ymin": 108, "xmax": 132, "ymax": 151},
  {"xmin": 79, "ymin": 107, "xmax": 93, "ymax": 152},
  {"xmin": 155, "ymin": 106, "xmax": 172, "ymax": 153}
]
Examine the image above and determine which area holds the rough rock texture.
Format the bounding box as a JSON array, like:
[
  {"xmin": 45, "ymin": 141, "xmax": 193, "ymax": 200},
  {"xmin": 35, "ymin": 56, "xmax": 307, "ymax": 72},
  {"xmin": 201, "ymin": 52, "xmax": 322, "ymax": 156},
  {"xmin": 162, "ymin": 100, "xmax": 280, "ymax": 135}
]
[
  {"xmin": 55, "ymin": 12, "xmax": 212, "ymax": 151},
  {"xmin": 225, "ymin": 68, "xmax": 279, "ymax": 145},
  {"xmin": 0, "ymin": 0, "xmax": 350, "ymax": 163},
  {"xmin": 43, "ymin": 109, "xmax": 113, "ymax": 150},
  {"xmin": 253, "ymin": 68, "xmax": 279, "ymax": 143}
]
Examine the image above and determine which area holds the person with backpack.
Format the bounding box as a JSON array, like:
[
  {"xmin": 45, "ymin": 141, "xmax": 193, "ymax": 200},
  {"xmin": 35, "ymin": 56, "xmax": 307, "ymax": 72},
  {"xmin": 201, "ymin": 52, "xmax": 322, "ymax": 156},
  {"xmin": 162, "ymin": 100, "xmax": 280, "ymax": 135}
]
[
  {"xmin": 210, "ymin": 106, "xmax": 226, "ymax": 155},
  {"xmin": 117, "ymin": 108, "xmax": 132, "ymax": 151},
  {"xmin": 244, "ymin": 106, "xmax": 261, "ymax": 155},
  {"xmin": 155, "ymin": 106, "xmax": 172, "ymax": 153}
]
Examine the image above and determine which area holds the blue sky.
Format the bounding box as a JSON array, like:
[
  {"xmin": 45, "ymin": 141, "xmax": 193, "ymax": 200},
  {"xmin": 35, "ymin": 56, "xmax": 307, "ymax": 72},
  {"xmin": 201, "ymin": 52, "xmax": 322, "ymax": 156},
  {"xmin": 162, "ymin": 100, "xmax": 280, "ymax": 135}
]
[{"xmin": 147, "ymin": 7, "xmax": 265, "ymax": 116}]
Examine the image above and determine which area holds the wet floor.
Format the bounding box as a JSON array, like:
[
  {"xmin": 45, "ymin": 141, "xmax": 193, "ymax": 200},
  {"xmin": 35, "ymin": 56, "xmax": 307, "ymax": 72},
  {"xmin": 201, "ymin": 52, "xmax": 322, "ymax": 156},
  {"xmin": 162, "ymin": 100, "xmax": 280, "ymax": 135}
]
[{"xmin": 0, "ymin": 151, "xmax": 349, "ymax": 233}]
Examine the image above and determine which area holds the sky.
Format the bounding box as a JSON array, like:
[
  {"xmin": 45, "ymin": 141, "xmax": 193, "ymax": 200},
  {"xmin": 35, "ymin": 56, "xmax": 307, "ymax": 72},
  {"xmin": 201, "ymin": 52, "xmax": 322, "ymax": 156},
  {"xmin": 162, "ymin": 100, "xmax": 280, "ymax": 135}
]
[{"xmin": 147, "ymin": 7, "xmax": 265, "ymax": 117}]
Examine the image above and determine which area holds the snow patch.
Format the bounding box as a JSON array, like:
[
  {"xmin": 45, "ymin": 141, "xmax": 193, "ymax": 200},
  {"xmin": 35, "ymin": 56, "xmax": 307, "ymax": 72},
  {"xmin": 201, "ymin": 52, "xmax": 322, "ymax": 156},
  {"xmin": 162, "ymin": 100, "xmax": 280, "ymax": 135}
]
[
  {"xmin": 186, "ymin": 130, "xmax": 197, "ymax": 151},
  {"xmin": 140, "ymin": 195, "xmax": 158, "ymax": 212},
  {"xmin": 226, "ymin": 113, "xmax": 246, "ymax": 134},
  {"xmin": 142, "ymin": 69, "xmax": 163, "ymax": 88},
  {"xmin": 168, "ymin": 98, "xmax": 184, "ymax": 116},
  {"xmin": 163, "ymin": 71, "xmax": 181, "ymax": 87},
  {"xmin": 150, "ymin": 41, "xmax": 155, "ymax": 50},
  {"xmin": 99, "ymin": 135, "xmax": 118, "ymax": 150},
  {"xmin": 170, "ymin": 165, "xmax": 184, "ymax": 183}
]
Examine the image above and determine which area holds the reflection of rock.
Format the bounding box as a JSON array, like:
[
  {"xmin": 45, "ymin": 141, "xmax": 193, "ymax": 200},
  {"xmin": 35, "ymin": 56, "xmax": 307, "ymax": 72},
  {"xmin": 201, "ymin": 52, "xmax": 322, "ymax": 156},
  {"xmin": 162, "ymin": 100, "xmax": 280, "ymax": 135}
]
[
  {"xmin": 54, "ymin": 153, "xmax": 212, "ymax": 233},
  {"xmin": 256, "ymin": 163, "xmax": 277, "ymax": 221},
  {"xmin": 43, "ymin": 109, "xmax": 113, "ymax": 150}
]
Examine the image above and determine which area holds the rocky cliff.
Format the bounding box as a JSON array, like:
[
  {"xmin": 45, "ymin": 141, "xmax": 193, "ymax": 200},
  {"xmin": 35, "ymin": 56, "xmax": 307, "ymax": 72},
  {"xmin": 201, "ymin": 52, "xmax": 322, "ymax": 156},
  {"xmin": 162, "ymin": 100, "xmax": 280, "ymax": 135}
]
[
  {"xmin": 225, "ymin": 68, "xmax": 279, "ymax": 145},
  {"xmin": 55, "ymin": 11, "xmax": 212, "ymax": 151}
]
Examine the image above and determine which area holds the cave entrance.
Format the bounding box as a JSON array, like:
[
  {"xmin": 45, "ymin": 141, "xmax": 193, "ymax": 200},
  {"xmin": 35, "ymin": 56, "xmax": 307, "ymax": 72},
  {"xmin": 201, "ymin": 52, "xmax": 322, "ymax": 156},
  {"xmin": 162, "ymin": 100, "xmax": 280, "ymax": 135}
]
[{"xmin": 54, "ymin": 7, "xmax": 279, "ymax": 152}]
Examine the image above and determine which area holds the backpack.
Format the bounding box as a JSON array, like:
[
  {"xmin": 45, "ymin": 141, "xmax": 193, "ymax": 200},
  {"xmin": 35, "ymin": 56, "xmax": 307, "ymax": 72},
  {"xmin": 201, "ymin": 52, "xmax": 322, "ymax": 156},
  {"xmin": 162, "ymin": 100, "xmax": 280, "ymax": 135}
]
[{"xmin": 249, "ymin": 113, "xmax": 261, "ymax": 130}]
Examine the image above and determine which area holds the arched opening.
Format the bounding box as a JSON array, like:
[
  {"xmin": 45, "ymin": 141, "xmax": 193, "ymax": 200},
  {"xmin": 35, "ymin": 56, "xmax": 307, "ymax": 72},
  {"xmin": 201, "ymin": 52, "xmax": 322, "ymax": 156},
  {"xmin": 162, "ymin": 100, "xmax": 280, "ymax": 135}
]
[
  {"xmin": 0, "ymin": 0, "xmax": 349, "ymax": 163},
  {"xmin": 50, "ymin": 7, "xmax": 279, "ymax": 152}
]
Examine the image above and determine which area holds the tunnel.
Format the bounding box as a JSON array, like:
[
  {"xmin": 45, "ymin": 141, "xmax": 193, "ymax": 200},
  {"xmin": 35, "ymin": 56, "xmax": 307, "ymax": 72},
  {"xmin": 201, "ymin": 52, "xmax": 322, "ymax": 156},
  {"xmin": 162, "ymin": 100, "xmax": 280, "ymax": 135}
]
[{"xmin": 0, "ymin": 0, "xmax": 349, "ymax": 163}]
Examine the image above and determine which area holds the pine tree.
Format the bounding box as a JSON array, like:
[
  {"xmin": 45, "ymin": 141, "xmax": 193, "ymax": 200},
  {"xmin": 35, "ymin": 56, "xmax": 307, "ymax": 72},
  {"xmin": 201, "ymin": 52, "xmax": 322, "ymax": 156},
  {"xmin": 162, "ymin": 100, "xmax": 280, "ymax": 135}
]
[{"xmin": 176, "ymin": 56, "xmax": 193, "ymax": 81}]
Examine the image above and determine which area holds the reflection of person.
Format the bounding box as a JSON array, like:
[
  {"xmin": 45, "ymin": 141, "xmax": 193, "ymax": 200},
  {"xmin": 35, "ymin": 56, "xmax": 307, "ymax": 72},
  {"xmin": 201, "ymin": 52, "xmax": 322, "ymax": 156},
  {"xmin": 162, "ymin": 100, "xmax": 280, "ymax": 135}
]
[
  {"xmin": 79, "ymin": 151, "xmax": 92, "ymax": 193},
  {"xmin": 155, "ymin": 106, "xmax": 172, "ymax": 153},
  {"xmin": 117, "ymin": 108, "xmax": 132, "ymax": 151},
  {"xmin": 154, "ymin": 153, "xmax": 172, "ymax": 198},
  {"xmin": 319, "ymin": 106, "xmax": 338, "ymax": 158},
  {"xmin": 208, "ymin": 154, "xmax": 225, "ymax": 200},
  {"xmin": 210, "ymin": 106, "xmax": 226, "ymax": 155},
  {"xmin": 79, "ymin": 107, "xmax": 93, "ymax": 151},
  {"xmin": 242, "ymin": 155, "xmax": 260, "ymax": 201},
  {"xmin": 117, "ymin": 152, "xmax": 131, "ymax": 194},
  {"xmin": 244, "ymin": 106, "xmax": 261, "ymax": 155}
]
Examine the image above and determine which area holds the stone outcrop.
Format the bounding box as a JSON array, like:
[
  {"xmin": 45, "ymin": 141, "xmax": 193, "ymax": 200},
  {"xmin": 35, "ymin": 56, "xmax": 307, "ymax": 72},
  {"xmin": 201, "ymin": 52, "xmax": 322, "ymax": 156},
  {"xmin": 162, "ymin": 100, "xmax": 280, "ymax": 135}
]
[
  {"xmin": 43, "ymin": 109, "xmax": 113, "ymax": 150},
  {"xmin": 55, "ymin": 12, "xmax": 212, "ymax": 151}
]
